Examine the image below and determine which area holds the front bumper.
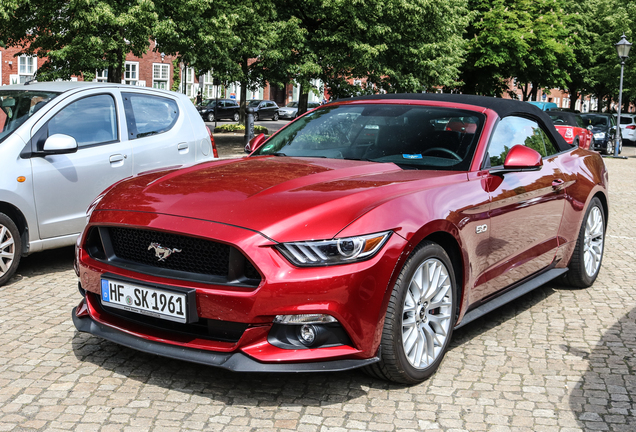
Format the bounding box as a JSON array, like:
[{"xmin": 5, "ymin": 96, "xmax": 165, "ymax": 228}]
[
  {"xmin": 75, "ymin": 210, "xmax": 406, "ymax": 369},
  {"xmin": 73, "ymin": 304, "xmax": 379, "ymax": 372},
  {"xmin": 278, "ymin": 111, "xmax": 296, "ymax": 119}
]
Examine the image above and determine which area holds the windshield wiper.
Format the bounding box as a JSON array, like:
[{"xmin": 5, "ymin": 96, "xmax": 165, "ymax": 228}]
[
  {"xmin": 272, "ymin": 152, "xmax": 287, "ymax": 156},
  {"xmin": 342, "ymin": 157, "xmax": 377, "ymax": 162}
]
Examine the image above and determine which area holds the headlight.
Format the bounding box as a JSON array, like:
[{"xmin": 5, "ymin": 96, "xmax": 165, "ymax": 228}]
[
  {"xmin": 593, "ymin": 132, "xmax": 605, "ymax": 139},
  {"xmin": 276, "ymin": 231, "xmax": 392, "ymax": 266}
]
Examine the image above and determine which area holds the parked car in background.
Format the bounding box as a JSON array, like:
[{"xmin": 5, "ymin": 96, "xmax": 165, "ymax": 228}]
[
  {"xmin": 0, "ymin": 82, "xmax": 216, "ymax": 286},
  {"xmin": 197, "ymin": 98, "xmax": 240, "ymax": 122},
  {"xmin": 73, "ymin": 93, "xmax": 608, "ymax": 385},
  {"xmin": 277, "ymin": 101, "xmax": 321, "ymax": 119},
  {"xmin": 548, "ymin": 111, "xmax": 593, "ymax": 149},
  {"xmin": 527, "ymin": 101, "xmax": 558, "ymax": 111},
  {"xmin": 247, "ymin": 99, "xmax": 279, "ymax": 121},
  {"xmin": 614, "ymin": 113, "xmax": 636, "ymax": 144},
  {"xmin": 581, "ymin": 113, "xmax": 621, "ymax": 155}
]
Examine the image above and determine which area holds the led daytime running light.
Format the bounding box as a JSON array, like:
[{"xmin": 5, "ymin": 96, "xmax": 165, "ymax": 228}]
[
  {"xmin": 277, "ymin": 231, "xmax": 391, "ymax": 267},
  {"xmin": 274, "ymin": 314, "xmax": 338, "ymax": 324}
]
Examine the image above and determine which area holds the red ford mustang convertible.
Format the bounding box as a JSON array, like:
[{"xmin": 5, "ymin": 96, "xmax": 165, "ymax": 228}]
[{"xmin": 73, "ymin": 94, "xmax": 608, "ymax": 384}]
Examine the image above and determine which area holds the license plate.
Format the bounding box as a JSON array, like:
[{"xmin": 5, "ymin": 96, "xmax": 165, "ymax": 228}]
[{"xmin": 101, "ymin": 279, "xmax": 188, "ymax": 323}]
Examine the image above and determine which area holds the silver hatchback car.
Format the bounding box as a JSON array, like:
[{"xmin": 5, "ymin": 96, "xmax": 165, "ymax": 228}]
[{"xmin": 0, "ymin": 82, "xmax": 217, "ymax": 285}]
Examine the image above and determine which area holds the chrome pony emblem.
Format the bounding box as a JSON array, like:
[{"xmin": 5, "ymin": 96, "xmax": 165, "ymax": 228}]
[{"xmin": 148, "ymin": 242, "xmax": 182, "ymax": 261}]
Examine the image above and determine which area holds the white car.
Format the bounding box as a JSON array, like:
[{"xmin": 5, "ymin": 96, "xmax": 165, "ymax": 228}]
[
  {"xmin": 0, "ymin": 82, "xmax": 216, "ymax": 285},
  {"xmin": 615, "ymin": 113, "xmax": 636, "ymax": 144}
]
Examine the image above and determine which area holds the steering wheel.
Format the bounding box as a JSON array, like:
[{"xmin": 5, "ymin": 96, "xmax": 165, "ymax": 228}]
[{"xmin": 421, "ymin": 147, "xmax": 462, "ymax": 161}]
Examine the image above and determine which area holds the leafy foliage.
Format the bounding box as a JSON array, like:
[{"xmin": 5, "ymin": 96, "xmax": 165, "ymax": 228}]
[
  {"xmin": 214, "ymin": 123, "xmax": 268, "ymax": 134},
  {"xmin": 0, "ymin": 0, "xmax": 158, "ymax": 82}
]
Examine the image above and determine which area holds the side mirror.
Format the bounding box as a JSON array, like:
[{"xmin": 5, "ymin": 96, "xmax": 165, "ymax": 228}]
[
  {"xmin": 587, "ymin": 125, "xmax": 593, "ymax": 131},
  {"xmin": 244, "ymin": 133, "xmax": 267, "ymax": 154},
  {"xmin": 41, "ymin": 134, "xmax": 78, "ymax": 155},
  {"xmin": 490, "ymin": 145, "xmax": 542, "ymax": 175}
]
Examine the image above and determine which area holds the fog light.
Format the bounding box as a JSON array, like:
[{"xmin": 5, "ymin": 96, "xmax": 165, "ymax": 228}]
[{"xmin": 298, "ymin": 325, "xmax": 316, "ymax": 345}]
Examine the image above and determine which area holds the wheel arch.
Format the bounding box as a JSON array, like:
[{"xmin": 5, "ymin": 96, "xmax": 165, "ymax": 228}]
[
  {"xmin": 422, "ymin": 231, "xmax": 465, "ymax": 320},
  {"xmin": 0, "ymin": 201, "xmax": 29, "ymax": 256},
  {"xmin": 593, "ymin": 191, "xmax": 609, "ymax": 227}
]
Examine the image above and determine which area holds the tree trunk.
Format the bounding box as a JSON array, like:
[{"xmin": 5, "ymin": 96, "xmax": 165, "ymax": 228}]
[
  {"xmin": 521, "ymin": 83, "xmax": 531, "ymax": 101},
  {"xmin": 530, "ymin": 82, "xmax": 539, "ymax": 102},
  {"xmin": 239, "ymin": 57, "xmax": 249, "ymax": 124},
  {"xmin": 568, "ymin": 89, "xmax": 578, "ymax": 110},
  {"xmin": 297, "ymin": 83, "xmax": 309, "ymax": 116}
]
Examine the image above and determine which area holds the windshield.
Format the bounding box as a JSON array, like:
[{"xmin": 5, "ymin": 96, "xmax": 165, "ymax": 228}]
[
  {"xmin": 202, "ymin": 99, "xmax": 216, "ymax": 107},
  {"xmin": 252, "ymin": 103, "xmax": 485, "ymax": 171},
  {"xmin": 286, "ymin": 102, "xmax": 298, "ymax": 108},
  {"xmin": 248, "ymin": 100, "xmax": 261, "ymax": 107},
  {"xmin": 0, "ymin": 90, "xmax": 58, "ymax": 144}
]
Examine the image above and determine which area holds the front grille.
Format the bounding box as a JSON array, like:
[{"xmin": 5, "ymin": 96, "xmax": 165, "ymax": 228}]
[
  {"xmin": 110, "ymin": 227, "xmax": 231, "ymax": 277},
  {"xmin": 86, "ymin": 227, "xmax": 261, "ymax": 287}
]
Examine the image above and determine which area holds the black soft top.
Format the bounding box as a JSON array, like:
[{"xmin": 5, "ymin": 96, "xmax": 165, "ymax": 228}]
[{"xmin": 340, "ymin": 93, "xmax": 571, "ymax": 152}]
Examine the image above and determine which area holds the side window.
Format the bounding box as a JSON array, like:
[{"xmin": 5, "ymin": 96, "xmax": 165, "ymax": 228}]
[
  {"xmin": 122, "ymin": 93, "xmax": 178, "ymax": 139},
  {"xmin": 48, "ymin": 94, "xmax": 117, "ymax": 147},
  {"xmin": 486, "ymin": 116, "xmax": 555, "ymax": 167}
]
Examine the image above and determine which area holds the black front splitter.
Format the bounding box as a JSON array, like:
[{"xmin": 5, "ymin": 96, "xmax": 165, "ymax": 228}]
[{"xmin": 72, "ymin": 308, "xmax": 379, "ymax": 373}]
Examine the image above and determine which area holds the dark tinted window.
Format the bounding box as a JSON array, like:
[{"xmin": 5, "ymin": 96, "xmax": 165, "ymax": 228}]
[
  {"xmin": 619, "ymin": 116, "xmax": 635, "ymax": 125},
  {"xmin": 253, "ymin": 104, "xmax": 485, "ymax": 171},
  {"xmin": 248, "ymin": 100, "xmax": 261, "ymax": 107},
  {"xmin": 487, "ymin": 116, "xmax": 557, "ymax": 166},
  {"xmin": 123, "ymin": 93, "xmax": 178, "ymax": 139},
  {"xmin": 48, "ymin": 94, "xmax": 117, "ymax": 147},
  {"xmin": 582, "ymin": 115, "xmax": 609, "ymax": 127}
]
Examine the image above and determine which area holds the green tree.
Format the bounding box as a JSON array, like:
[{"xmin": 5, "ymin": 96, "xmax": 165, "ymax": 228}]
[
  {"xmin": 0, "ymin": 0, "xmax": 158, "ymax": 82},
  {"xmin": 461, "ymin": 0, "xmax": 574, "ymax": 100},
  {"xmin": 276, "ymin": 0, "xmax": 470, "ymax": 114},
  {"xmin": 585, "ymin": 0, "xmax": 633, "ymax": 111},
  {"xmin": 155, "ymin": 0, "xmax": 303, "ymax": 121}
]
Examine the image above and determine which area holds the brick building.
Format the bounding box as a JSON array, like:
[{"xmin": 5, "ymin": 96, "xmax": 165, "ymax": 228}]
[{"xmin": 0, "ymin": 43, "xmax": 324, "ymax": 108}]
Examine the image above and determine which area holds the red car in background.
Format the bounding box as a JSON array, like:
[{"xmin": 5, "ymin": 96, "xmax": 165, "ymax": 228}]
[
  {"xmin": 73, "ymin": 94, "xmax": 608, "ymax": 384},
  {"xmin": 548, "ymin": 111, "xmax": 593, "ymax": 149}
]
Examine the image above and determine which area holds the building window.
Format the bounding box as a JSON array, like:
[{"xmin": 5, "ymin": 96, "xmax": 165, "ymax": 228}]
[
  {"xmin": 124, "ymin": 62, "xmax": 139, "ymax": 85},
  {"xmin": 95, "ymin": 69, "xmax": 108, "ymax": 83},
  {"xmin": 152, "ymin": 63, "xmax": 170, "ymax": 90},
  {"xmin": 18, "ymin": 56, "xmax": 36, "ymax": 83},
  {"xmin": 185, "ymin": 67, "xmax": 195, "ymax": 97},
  {"xmin": 202, "ymin": 72, "xmax": 217, "ymax": 98}
]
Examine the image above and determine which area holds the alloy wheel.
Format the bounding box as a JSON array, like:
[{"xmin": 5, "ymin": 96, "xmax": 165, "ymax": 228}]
[
  {"xmin": 584, "ymin": 206, "xmax": 604, "ymax": 277},
  {"xmin": 0, "ymin": 224, "xmax": 15, "ymax": 278},
  {"xmin": 401, "ymin": 258, "xmax": 453, "ymax": 369}
]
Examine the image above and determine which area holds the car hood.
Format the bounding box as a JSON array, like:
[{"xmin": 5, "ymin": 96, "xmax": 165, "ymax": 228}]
[{"xmin": 96, "ymin": 157, "xmax": 467, "ymax": 242}]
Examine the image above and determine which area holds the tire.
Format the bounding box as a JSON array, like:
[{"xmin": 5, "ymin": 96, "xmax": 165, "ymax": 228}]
[
  {"xmin": 573, "ymin": 137, "xmax": 579, "ymax": 148},
  {"xmin": 364, "ymin": 241, "xmax": 457, "ymax": 384},
  {"xmin": 233, "ymin": 112, "xmax": 239, "ymax": 122},
  {"xmin": 253, "ymin": 112, "xmax": 259, "ymax": 122},
  {"xmin": 562, "ymin": 196, "xmax": 605, "ymax": 288},
  {"xmin": 605, "ymin": 139, "xmax": 614, "ymax": 155},
  {"xmin": 273, "ymin": 112, "xmax": 279, "ymax": 121},
  {"xmin": 0, "ymin": 213, "xmax": 22, "ymax": 287},
  {"xmin": 207, "ymin": 112, "xmax": 214, "ymax": 122}
]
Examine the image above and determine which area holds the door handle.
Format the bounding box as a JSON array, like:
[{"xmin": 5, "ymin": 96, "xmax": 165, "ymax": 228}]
[
  {"xmin": 552, "ymin": 179, "xmax": 565, "ymax": 191},
  {"xmin": 109, "ymin": 154, "xmax": 125, "ymax": 163},
  {"xmin": 177, "ymin": 142, "xmax": 189, "ymax": 154}
]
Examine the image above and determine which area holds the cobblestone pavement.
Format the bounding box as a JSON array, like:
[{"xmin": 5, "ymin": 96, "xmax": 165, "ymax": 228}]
[{"xmin": 1, "ymin": 147, "xmax": 635, "ymax": 432}]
